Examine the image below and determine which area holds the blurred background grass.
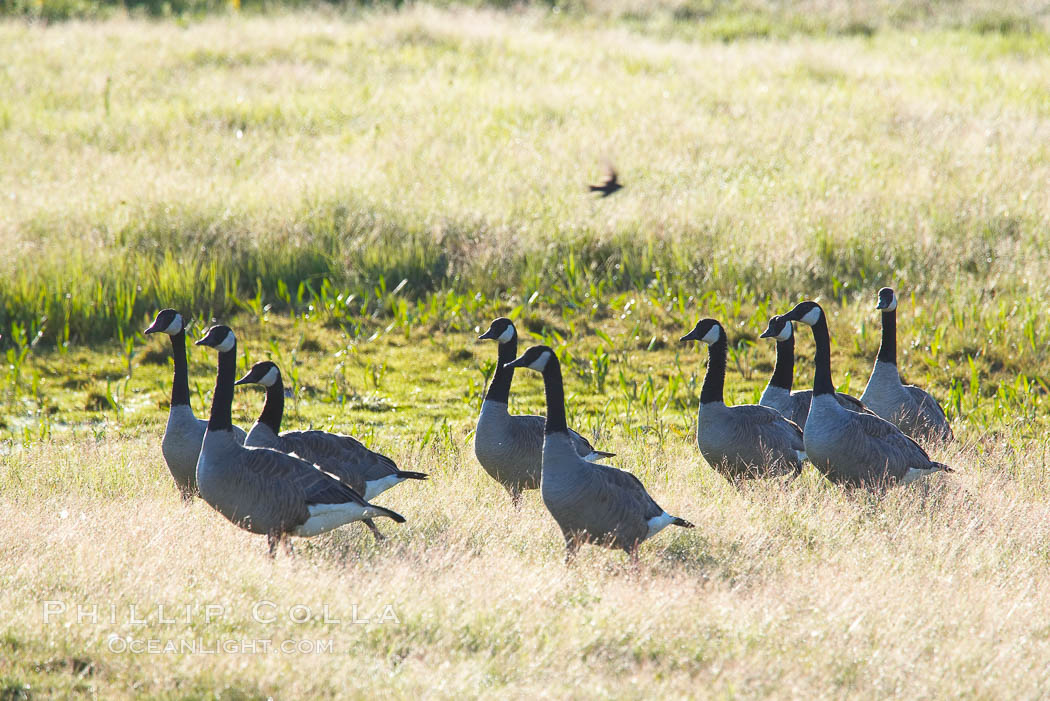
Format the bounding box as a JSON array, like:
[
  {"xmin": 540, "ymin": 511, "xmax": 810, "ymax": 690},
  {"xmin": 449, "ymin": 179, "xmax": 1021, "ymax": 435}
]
[
  {"xmin": 3, "ymin": 6, "xmax": 1050, "ymax": 344},
  {"xmin": 3, "ymin": 6, "xmax": 1050, "ymax": 439}
]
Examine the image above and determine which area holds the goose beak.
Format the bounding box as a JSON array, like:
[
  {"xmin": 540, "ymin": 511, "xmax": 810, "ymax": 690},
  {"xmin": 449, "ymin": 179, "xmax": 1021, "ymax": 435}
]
[
  {"xmin": 477, "ymin": 328, "xmax": 499, "ymax": 341},
  {"xmin": 233, "ymin": 373, "xmax": 253, "ymax": 386},
  {"xmin": 503, "ymin": 356, "xmax": 529, "ymax": 369},
  {"xmin": 876, "ymin": 299, "xmax": 889, "ymax": 310},
  {"xmin": 143, "ymin": 322, "xmax": 161, "ymax": 334},
  {"xmin": 758, "ymin": 328, "xmax": 775, "ymax": 339},
  {"xmin": 680, "ymin": 330, "xmax": 701, "ymax": 342}
]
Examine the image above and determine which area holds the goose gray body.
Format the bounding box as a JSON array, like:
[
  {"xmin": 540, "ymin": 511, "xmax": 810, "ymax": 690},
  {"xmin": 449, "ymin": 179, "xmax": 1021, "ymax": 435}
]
[
  {"xmin": 194, "ymin": 326, "xmax": 405, "ymax": 554},
  {"xmin": 198, "ymin": 429, "xmax": 400, "ymax": 538},
  {"xmin": 162, "ymin": 408, "xmax": 248, "ymax": 498},
  {"xmin": 862, "ymin": 361, "xmax": 953, "ymax": 443},
  {"xmin": 475, "ymin": 401, "xmax": 610, "ymax": 497},
  {"xmin": 783, "ymin": 301, "xmax": 952, "ymax": 489},
  {"xmin": 145, "ymin": 309, "xmax": 244, "ymax": 499},
  {"xmin": 161, "ymin": 408, "xmax": 210, "ymax": 496},
  {"xmin": 759, "ymin": 386, "xmax": 866, "ymax": 429},
  {"xmin": 244, "ymin": 422, "xmax": 419, "ymax": 501},
  {"xmin": 861, "ymin": 288, "xmax": 953, "ymax": 443},
  {"xmin": 804, "ymin": 394, "xmax": 949, "ymax": 486},
  {"xmin": 505, "ymin": 345, "xmax": 692, "ymax": 557},
  {"xmin": 683, "ymin": 318, "xmax": 805, "ymax": 479},
  {"xmin": 234, "ymin": 360, "xmax": 426, "ymax": 538},
  {"xmin": 696, "ymin": 401, "xmax": 805, "ymax": 478},
  {"xmin": 541, "ymin": 433, "xmax": 679, "ymax": 551},
  {"xmin": 474, "ymin": 318, "xmax": 613, "ymax": 503}
]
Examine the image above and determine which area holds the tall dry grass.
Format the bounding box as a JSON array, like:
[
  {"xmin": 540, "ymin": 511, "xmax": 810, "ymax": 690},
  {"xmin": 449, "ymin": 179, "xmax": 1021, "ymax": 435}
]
[{"xmin": 4, "ymin": 432, "xmax": 1050, "ymax": 696}]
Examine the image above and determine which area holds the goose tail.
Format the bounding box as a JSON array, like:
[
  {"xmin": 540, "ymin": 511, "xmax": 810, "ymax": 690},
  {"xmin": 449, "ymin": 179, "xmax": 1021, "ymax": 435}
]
[
  {"xmin": 368, "ymin": 504, "xmax": 407, "ymax": 524},
  {"xmin": 396, "ymin": 470, "xmax": 428, "ymax": 481},
  {"xmin": 672, "ymin": 517, "xmax": 694, "ymax": 529}
]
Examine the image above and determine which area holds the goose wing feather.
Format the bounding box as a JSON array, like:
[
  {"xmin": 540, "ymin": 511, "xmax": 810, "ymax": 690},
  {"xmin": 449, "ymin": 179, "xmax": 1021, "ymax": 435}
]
[
  {"xmin": 592, "ymin": 464, "xmax": 665, "ymax": 520},
  {"xmin": 510, "ymin": 414, "xmax": 598, "ymax": 459},
  {"xmin": 245, "ymin": 446, "xmax": 368, "ymax": 507},
  {"xmin": 835, "ymin": 392, "xmax": 870, "ymax": 414},
  {"xmin": 506, "ymin": 414, "xmax": 546, "ymax": 456},
  {"xmin": 839, "ymin": 411, "xmax": 939, "ymax": 478},
  {"xmin": 212, "ymin": 447, "xmax": 368, "ymax": 534},
  {"xmin": 784, "ymin": 391, "xmax": 813, "ymax": 427},
  {"xmin": 905, "ymin": 385, "xmax": 953, "ymax": 438},
  {"xmin": 557, "ymin": 462, "xmax": 661, "ymax": 545},
  {"xmin": 728, "ymin": 404, "xmax": 805, "ymax": 449},
  {"xmin": 276, "ymin": 430, "xmax": 399, "ymax": 489},
  {"xmin": 569, "ymin": 429, "xmax": 597, "ymax": 456}
]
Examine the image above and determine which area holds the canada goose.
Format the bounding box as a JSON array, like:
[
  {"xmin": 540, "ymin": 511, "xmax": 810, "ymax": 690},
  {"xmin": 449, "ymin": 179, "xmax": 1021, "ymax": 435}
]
[
  {"xmin": 681, "ymin": 318, "xmax": 806, "ymax": 479},
  {"xmin": 234, "ymin": 360, "xmax": 427, "ymax": 539},
  {"xmin": 144, "ymin": 309, "xmax": 246, "ymax": 500},
  {"xmin": 505, "ymin": 344, "xmax": 692, "ymax": 560},
  {"xmin": 758, "ymin": 314, "xmax": 868, "ymax": 429},
  {"xmin": 194, "ymin": 325, "xmax": 405, "ymax": 555},
  {"xmin": 861, "ymin": 288, "xmax": 954, "ymax": 443},
  {"xmin": 475, "ymin": 317, "xmax": 614, "ymax": 505},
  {"xmin": 781, "ymin": 301, "xmax": 952, "ymax": 488}
]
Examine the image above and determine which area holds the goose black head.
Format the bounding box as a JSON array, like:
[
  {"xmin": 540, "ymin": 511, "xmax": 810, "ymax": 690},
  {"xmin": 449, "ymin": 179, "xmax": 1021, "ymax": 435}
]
[
  {"xmin": 235, "ymin": 360, "xmax": 281, "ymax": 387},
  {"xmin": 759, "ymin": 315, "xmax": 793, "ymax": 341},
  {"xmin": 144, "ymin": 309, "xmax": 184, "ymax": 336},
  {"xmin": 478, "ymin": 317, "xmax": 517, "ymax": 344},
  {"xmin": 680, "ymin": 318, "xmax": 725, "ymax": 345},
  {"xmin": 876, "ymin": 287, "xmax": 897, "ymax": 312},
  {"xmin": 504, "ymin": 344, "xmax": 555, "ymax": 372},
  {"xmin": 194, "ymin": 325, "xmax": 236, "ymax": 353},
  {"xmin": 781, "ymin": 301, "xmax": 824, "ymax": 327}
]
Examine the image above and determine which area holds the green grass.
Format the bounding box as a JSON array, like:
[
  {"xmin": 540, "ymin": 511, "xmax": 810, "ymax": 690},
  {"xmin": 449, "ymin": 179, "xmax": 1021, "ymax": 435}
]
[
  {"xmin": 4, "ymin": 8, "xmax": 1050, "ymax": 350},
  {"xmin": 5, "ymin": 5, "xmax": 1050, "ymax": 697}
]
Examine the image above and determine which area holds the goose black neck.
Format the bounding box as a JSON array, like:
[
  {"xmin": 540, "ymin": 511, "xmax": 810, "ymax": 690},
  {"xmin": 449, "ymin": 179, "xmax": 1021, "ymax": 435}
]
[
  {"xmin": 207, "ymin": 343, "xmax": 236, "ymax": 432},
  {"xmin": 811, "ymin": 316, "xmax": 836, "ymax": 396},
  {"xmin": 169, "ymin": 331, "xmax": 191, "ymax": 407},
  {"xmin": 700, "ymin": 339, "xmax": 727, "ymax": 405},
  {"xmin": 770, "ymin": 336, "xmax": 795, "ymax": 391},
  {"xmin": 877, "ymin": 309, "xmax": 897, "ymax": 365},
  {"xmin": 484, "ymin": 336, "xmax": 517, "ymax": 405},
  {"xmin": 258, "ymin": 375, "xmax": 285, "ymax": 434},
  {"xmin": 540, "ymin": 356, "xmax": 568, "ymax": 436}
]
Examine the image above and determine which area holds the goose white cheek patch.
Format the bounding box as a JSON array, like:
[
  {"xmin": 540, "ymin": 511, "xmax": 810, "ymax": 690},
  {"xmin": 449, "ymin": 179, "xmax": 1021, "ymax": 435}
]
[
  {"xmin": 800, "ymin": 307, "xmax": 822, "ymax": 326},
  {"xmin": 701, "ymin": 326, "xmax": 721, "ymax": 344},
  {"xmin": 775, "ymin": 323, "xmax": 792, "ymax": 341},
  {"xmin": 884, "ymin": 297, "xmax": 898, "ymax": 311},
  {"xmin": 527, "ymin": 352, "xmax": 551, "ymax": 371},
  {"xmin": 164, "ymin": 314, "xmax": 184, "ymax": 335},
  {"xmin": 259, "ymin": 367, "xmax": 280, "ymax": 387},
  {"xmin": 215, "ymin": 333, "xmax": 236, "ymax": 353},
  {"xmin": 497, "ymin": 325, "xmax": 515, "ymax": 344}
]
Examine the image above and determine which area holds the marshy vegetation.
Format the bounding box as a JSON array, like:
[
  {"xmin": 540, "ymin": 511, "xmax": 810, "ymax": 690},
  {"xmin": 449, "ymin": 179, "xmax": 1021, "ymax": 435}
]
[{"xmin": 4, "ymin": 3, "xmax": 1050, "ymax": 697}]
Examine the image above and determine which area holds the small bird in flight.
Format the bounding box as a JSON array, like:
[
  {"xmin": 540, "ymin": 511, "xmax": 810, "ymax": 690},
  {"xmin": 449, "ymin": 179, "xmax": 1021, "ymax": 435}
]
[{"xmin": 589, "ymin": 167, "xmax": 623, "ymax": 198}]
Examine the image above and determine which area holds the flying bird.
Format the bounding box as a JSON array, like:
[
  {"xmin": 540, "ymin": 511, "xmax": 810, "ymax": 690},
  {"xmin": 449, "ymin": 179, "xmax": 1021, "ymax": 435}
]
[{"xmin": 589, "ymin": 167, "xmax": 622, "ymax": 197}]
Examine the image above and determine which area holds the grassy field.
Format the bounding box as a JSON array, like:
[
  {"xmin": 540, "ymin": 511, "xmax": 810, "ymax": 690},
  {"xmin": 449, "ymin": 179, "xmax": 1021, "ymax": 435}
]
[{"xmin": 5, "ymin": 4, "xmax": 1050, "ymax": 697}]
